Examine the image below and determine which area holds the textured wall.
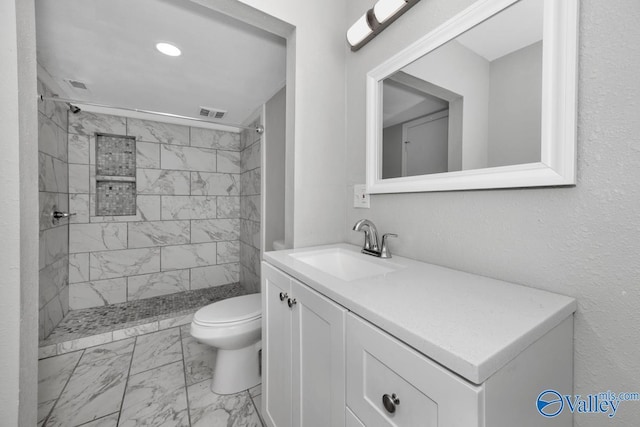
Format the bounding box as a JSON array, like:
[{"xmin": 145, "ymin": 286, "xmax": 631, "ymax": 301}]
[
  {"xmin": 227, "ymin": 0, "xmax": 347, "ymax": 248},
  {"xmin": 0, "ymin": 0, "xmax": 39, "ymax": 424},
  {"xmin": 345, "ymin": 0, "xmax": 640, "ymax": 425},
  {"xmin": 67, "ymin": 111, "xmax": 242, "ymax": 309},
  {"xmin": 38, "ymin": 79, "xmax": 70, "ymax": 339},
  {"xmin": 240, "ymin": 116, "xmax": 263, "ymax": 293}
]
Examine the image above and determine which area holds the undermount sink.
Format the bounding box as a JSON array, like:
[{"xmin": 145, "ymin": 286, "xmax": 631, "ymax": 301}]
[{"xmin": 289, "ymin": 248, "xmax": 399, "ymax": 281}]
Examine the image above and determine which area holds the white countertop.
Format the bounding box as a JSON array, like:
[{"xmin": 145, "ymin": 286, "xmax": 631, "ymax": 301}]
[{"xmin": 263, "ymin": 243, "xmax": 576, "ymax": 385}]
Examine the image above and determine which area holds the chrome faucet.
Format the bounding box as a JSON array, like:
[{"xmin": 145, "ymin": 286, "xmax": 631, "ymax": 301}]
[{"xmin": 352, "ymin": 219, "xmax": 397, "ymax": 258}]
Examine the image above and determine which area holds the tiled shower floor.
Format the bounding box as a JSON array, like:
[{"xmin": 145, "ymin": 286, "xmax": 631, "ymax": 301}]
[
  {"xmin": 38, "ymin": 325, "xmax": 265, "ymax": 427},
  {"xmin": 40, "ymin": 283, "xmax": 249, "ymax": 359}
]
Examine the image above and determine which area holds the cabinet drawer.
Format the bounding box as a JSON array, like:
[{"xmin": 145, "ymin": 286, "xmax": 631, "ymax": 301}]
[{"xmin": 346, "ymin": 314, "xmax": 483, "ymax": 427}]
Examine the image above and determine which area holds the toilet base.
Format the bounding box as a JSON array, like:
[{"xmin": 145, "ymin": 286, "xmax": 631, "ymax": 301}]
[{"xmin": 211, "ymin": 341, "xmax": 262, "ymax": 395}]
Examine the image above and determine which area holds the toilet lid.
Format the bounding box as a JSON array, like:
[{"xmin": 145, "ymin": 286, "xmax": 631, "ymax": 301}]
[{"xmin": 193, "ymin": 293, "xmax": 262, "ymax": 325}]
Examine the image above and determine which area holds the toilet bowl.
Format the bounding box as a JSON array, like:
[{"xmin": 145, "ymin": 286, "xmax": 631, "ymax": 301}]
[{"xmin": 190, "ymin": 293, "xmax": 262, "ymax": 395}]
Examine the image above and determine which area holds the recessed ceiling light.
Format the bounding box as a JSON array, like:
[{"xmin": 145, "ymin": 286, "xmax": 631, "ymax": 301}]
[{"xmin": 156, "ymin": 42, "xmax": 181, "ymax": 57}]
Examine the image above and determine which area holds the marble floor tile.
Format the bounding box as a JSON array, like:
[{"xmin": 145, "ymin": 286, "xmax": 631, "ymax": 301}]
[
  {"xmin": 46, "ymin": 353, "xmax": 131, "ymax": 427},
  {"xmin": 38, "ymin": 322, "xmax": 265, "ymax": 426},
  {"xmin": 187, "ymin": 381, "xmax": 262, "ymax": 427},
  {"xmin": 130, "ymin": 328, "xmax": 182, "ymax": 375},
  {"xmin": 81, "ymin": 338, "xmax": 135, "ymax": 365},
  {"xmin": 119, "ymin": 361, "xmax": 189, "ymax": 427},
  {"xmin": 38, "ymin": 351, "xmax": 83, "ymax": 424},
  {"xmin": 180, "ymin": 325, "xmax": 217, "ymax": 385},
  {"xmin": 252, "ymin": 394, "xmax": 264, "ymax": 424}
]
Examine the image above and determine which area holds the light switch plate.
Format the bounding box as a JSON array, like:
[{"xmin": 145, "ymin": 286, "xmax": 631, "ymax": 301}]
[{"xmin": 353, "ymin": 184, "xmax": 370, "ymax": 208}]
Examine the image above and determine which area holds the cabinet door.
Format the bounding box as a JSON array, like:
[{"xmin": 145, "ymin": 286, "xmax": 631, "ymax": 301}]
[
  {"xmin": 291, "ymin": 279, "xmax": 347, "ymax": 427},
  {"xmin": 262, "ymin": 262, "xmax": 293, "ymax": 427}
]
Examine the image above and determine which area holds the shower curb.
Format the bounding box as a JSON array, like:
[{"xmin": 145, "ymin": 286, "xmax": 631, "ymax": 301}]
[{"xmin": 38, "ymin": 311, "xmax": 195, "ymax": 359}]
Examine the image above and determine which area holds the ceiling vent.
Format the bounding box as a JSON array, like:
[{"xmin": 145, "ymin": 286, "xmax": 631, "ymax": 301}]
[
  {"xmin": 199, "ymin": 106, "xmax": 227, "ymax": 119},
  {"xmin": 66, "ymin": 79, "xmax": 88, "ymax": 90}
]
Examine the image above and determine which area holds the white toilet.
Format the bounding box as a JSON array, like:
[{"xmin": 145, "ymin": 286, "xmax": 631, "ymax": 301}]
[{"xmin": 190, "ymin": 293, "xmax": 262, "ymax": 395}]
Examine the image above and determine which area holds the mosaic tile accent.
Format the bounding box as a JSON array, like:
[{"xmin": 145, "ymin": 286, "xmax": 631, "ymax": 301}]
[
  {"xmin": 96, "ymin": 134, "xmax": 136, "ymax": 177},
  {"xmin": 96, "ymin": 181, "xmax": 137, "ymax": 216},
  {"xmin": 40, "ymin": 283, "xmax": 248, "ymax": 349}
]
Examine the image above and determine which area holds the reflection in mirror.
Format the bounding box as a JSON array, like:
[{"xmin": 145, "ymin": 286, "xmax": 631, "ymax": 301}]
[{"xmin": 381, "ymin": 0, "xmax": 543, "ymax": 178}]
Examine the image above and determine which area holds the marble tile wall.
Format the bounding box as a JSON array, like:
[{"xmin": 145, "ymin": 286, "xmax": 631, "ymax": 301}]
[
  {"xmin": 38, "ymin": 79, "xmax": 70, "ymax": 340},
  {"xmin": 67, "ymin": 111, "xmax": 242, "ymax": 309},
  {"xmin": 240, "ymin": 118, "xmax": 263, "ymax": 293}
]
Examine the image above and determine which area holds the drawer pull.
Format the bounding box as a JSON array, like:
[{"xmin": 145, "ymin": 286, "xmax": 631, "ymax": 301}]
[
  {"xmin": 279, "ymin": 292, "xmax": 288, "ymax": 301},
  {"xmin": 288, "ymin": 298, "xmax": 297, "ymax": 308},
  {"xmin": 382, "ymin": 393, "xmax": 400, "ymax": 414}
]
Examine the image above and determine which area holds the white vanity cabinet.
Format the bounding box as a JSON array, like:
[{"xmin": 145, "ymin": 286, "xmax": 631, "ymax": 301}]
[
  {"xmin": 262, "ymin": 244, "xmax": 576, "ymax": 427},
  {"xmin": 262, "ymin": 262, "xmax": 347, "ymax": 427},
  {"xmin": 345, "ymin": 312, "xmax": 573, "ymax": 427}
]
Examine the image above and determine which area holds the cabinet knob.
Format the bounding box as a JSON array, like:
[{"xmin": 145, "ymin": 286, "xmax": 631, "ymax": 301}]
[
  {"xmin": 287, "ymin": 298, "xmax": 297, "ymax": 308},
  {"xmin": 279, "ymin": 292, "xmax": 288, "ymax": 301},
  {"xmin": 382, "ymin": 393, "xmax": 400, "ymax": 414}
]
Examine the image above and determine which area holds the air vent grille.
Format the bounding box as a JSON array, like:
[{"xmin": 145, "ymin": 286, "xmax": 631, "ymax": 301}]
[
  {"xmin": 67, "ymin": 80, "xmax": 88, "ymax": 90},
  {"xmin": 199, "ymin": 106, "xmax": 227, "ymax": 119}
]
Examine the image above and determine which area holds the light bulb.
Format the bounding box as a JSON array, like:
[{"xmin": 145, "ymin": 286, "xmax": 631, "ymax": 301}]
[
  {"xmin": 373, "ymin": 0, "xmax": 407, "ymax": 24},
  {"xmin": 156, "ymin": 42, "xmax": 181, "ymax": 57}
]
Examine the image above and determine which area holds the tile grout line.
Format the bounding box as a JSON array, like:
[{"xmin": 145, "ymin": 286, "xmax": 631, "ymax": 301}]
[
  {"xmin": 250, "ymin": 392, "xmax": 266, "ymax": 427},
  {"xmin": 74, "ymin": 412, "xmax": 119, "ymax": 427},
  {"xmin": 41, "ymin": 348, "xmax": 86, "ymax": 427},
  {"xmin": 116, "ymin": 333, "xmax": 137, "ymax": 426},
  {"xmin": 179, "ymin": 327, "xmax": 194, "ymax": 427}
]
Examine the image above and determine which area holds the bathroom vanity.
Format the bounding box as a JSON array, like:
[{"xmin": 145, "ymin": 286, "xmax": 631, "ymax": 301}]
[{"xmin": 261, "ymin": 244, "xmax": 576, "ymax": 427}]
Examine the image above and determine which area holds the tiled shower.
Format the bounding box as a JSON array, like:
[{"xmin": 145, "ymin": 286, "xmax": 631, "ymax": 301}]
[
  {"xmin": 37, "ymin": 79, "xmax": 264, "ymax": 346},
  {"xmin": 38, "ymin": 79, "xmax": 70, "ymax": 340}
]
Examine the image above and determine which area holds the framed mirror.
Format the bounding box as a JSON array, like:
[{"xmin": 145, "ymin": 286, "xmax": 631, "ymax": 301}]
[{"xmin": 366, "ymin": 0, "xmax": 578, "ymax": 193}]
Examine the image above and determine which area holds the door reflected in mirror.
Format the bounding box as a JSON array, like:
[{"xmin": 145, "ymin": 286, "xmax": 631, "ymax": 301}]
[{"xmin": 381, "ymin": 0, "xmax": 543, "ymax": 178}]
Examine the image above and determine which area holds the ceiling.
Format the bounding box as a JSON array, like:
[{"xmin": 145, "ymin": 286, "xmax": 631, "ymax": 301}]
[
  {"xmin": 35, "ymin": 0, "xmax": 287, "ymax": 126},
  {"xmin": 456, "ymin": 0, "xmax": 543, "ymax": 61},
  {"xmin": 383, "ymin": 79, "xmax": 448, "ymax": 128}
]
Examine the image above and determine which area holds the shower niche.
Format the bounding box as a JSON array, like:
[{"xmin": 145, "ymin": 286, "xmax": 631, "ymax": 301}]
[{"xmin": 95, "ymin": 133, "xmax": 137, "ymax": 216}]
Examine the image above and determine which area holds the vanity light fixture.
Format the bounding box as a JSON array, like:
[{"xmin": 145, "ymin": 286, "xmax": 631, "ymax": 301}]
[
  {"xmin": 347, "ymin": 0, "xmax": 421, "ymax": 51},
  {"xmin": 155, "ymin": 42, "xmax": 181, "ymax": 57}
]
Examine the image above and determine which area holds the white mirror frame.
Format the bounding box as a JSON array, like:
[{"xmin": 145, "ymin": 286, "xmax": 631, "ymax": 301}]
[{"xmin": 366, "ymin": 0, "xmax": 578, "ymax": 193}]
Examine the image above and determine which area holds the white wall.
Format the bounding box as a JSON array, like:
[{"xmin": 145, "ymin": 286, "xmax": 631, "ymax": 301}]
[
  {"xmin": 196, "ymin": 0, "xmax": 348, "ymax": 248},
  {"xmin": 382, "ymin": 123, "xmax": 403, "ymax": 178},
  {"xmin": 488, "ymin": 41, "xmax": 542, "ymax": 167},
  {"xmin": 404, "ymin": 40, "xmax": 490, "ymax": 170},
  {"xmin": 0, "ymin": 0, "xmax": 39, "ymax": 425},
  {"xmin": 264, "ymin": 87, "xmax": 287, "ymax": 251},
  {"xmin": 346, "ymin": 1, "xmax": 640, "ymax": 426}
]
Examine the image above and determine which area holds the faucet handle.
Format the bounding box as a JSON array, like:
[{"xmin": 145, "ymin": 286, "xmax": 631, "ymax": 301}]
[{"xmin": 380, "ymin": 233, "xmax": 398, "ymax": 259}]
